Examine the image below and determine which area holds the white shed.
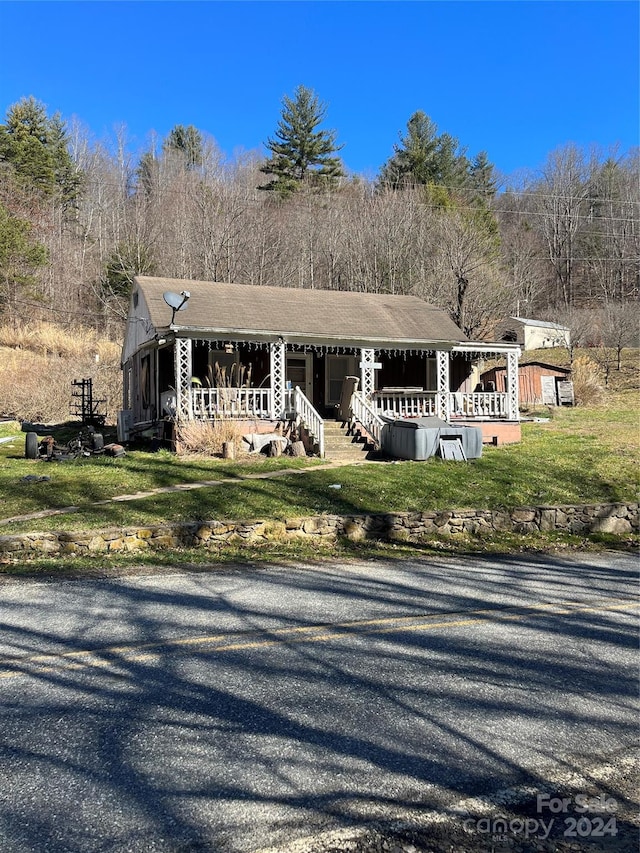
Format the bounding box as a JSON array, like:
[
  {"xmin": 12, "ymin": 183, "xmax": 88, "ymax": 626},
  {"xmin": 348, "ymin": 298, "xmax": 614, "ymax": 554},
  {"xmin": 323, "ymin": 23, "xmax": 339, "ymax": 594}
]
[{"xmin": 494, "ymin": 317, "xmax": 570, "ymax": 351}]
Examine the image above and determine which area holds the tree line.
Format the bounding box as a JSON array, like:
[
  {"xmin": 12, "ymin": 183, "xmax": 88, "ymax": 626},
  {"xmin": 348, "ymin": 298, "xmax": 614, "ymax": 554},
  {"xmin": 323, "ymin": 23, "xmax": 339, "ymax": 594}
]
[{"xmin": 0, "ymin": 88, "xmax": 638, "ymax": 348}]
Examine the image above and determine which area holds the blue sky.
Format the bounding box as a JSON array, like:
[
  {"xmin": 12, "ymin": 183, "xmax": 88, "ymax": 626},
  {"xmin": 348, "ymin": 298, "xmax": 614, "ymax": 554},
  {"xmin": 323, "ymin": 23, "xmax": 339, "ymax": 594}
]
[{"xmin": 1, "ymin": 1, "xmax": 638, "ymax": 180}]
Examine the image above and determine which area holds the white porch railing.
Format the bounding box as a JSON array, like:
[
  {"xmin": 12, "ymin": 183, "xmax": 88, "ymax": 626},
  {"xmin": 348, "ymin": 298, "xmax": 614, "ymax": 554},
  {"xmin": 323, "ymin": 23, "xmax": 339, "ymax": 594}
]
[
  {"xmin": 190, "ymin": 387, "xmax": 511, "ymax": 424},
  {"xmin": 449, "ymin": 392, "xmax": 509, "ymax": 418},
  {"xmin": 372, "ymin": 391, "xmax": 509, "ymax": 420},
  {"xmin": 294, "ymin": 387, "xmax": 324, "ymax": 457},
  {"xmin": 191, "ymin": 387, "xmax": 273, "ymax": 419},
  {"xmin": 351, "ymin": 390, "xmax": 385, "ymax": 448},
  {"xmin": 374, "ymin": 391, "xmax": 436, "ymax": 419}
]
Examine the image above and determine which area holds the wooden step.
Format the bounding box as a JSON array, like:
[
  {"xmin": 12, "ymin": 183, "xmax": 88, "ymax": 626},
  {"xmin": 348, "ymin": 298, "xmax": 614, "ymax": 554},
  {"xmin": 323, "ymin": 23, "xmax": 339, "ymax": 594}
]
[{"xmin": 322, "ymin": 420, "xmax": 370, "ymax": 460}]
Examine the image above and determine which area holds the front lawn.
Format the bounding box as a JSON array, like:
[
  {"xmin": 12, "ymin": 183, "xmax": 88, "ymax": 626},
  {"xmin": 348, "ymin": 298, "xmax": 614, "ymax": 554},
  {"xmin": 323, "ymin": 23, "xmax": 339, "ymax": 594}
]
[{"xmin": 1, "ymin": 390, "xmax": 637, "ymax": 537}]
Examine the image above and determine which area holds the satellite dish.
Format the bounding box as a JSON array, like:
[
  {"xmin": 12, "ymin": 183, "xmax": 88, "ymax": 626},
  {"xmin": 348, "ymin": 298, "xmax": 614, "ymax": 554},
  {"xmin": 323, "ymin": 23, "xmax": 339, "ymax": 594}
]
[{"xmin": 163, "ymin": 290, "xmax": 190, "ymax": 324}]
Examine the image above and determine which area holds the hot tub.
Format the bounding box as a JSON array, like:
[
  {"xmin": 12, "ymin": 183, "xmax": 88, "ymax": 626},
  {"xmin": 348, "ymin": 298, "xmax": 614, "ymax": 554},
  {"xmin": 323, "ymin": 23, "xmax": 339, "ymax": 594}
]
[{"xmin": 381, "ymin": 416, "xmax": 483, "ymax": 460}]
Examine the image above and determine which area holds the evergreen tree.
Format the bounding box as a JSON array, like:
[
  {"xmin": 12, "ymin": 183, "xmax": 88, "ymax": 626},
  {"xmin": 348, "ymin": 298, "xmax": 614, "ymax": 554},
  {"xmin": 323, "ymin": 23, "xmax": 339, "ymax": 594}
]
[
  {"xmin": 378, "ymin": 111, "xmax": 470, "ymax": 190},
  {"xmin": 104, "ymin": 241, "xmax": 157, "ymax": 300},
  {"xmin": 468, "ymin": 151, "xmax": 497, "ymax": 200},
  {"xmin": 136, "ymin": 150, "xmax": 160, "ymax": 198},
  {"xmin": 163, "ymin": 124, "xmax": 204, "ymax": 169},
  {"xmin": 378, "ymin": 111, "xmax": 440, "ymax": 188},
  {"xmin": 378, "ymin": 110, "xmax": 492, "ymax": 197},
  {"xmin": 0, "ymin": 97, "xmax": 82, "ymax": 207},
  {"xmin": 259, "ymin": 85, "xmax": 344, "ymax": 195},
  {"xmin": 0, "ymin": 200, "xmax": 48, "ymax": 311}
]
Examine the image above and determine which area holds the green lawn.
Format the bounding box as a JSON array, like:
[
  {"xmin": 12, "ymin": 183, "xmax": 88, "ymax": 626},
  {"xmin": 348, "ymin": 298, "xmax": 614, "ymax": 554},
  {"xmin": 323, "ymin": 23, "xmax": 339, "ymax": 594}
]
[{"xmin": 1, "ymin": 390, "xmax": 638, "ymax": 538}]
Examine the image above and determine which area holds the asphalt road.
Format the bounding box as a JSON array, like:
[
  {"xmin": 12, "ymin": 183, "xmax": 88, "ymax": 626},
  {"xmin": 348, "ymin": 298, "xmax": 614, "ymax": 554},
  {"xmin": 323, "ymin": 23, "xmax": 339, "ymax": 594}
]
[{"xmin": 0, "ymin": 551, "xmax": 637, "ymax": 853}]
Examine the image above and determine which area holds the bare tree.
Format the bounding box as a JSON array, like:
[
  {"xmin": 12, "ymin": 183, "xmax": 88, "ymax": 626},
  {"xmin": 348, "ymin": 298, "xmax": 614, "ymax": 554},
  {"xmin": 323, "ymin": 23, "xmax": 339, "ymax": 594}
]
[
  {"xmin": 599, "ymin": 301, "xmax": 639, "ymax": 370},
  {"xmin": 535, "ymin": 144, "xmax": 591, "ymax": 307},
  {"xmin": 430, "ymin": 207, "xmax": 507, "ymax": 335},
  {"xmin": 494, "ymin": 190, "xmax": 549, "ymax": 314}
]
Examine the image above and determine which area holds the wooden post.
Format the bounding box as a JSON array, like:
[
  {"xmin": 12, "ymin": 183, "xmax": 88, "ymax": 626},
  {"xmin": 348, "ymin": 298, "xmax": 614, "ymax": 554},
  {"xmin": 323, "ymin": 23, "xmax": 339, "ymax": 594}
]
[
  {"xmin": 222, "ymin": 441, "xmax": 235, "ymax": 459},
  {"xmin": 268, "ymin": 440, "xmax": 282, "ymax": 457}
]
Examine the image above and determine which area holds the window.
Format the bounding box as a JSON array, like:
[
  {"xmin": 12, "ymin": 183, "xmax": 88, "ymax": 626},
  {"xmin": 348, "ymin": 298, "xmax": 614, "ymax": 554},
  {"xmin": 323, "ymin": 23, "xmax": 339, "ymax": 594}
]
[{"xmin": 326, "ymin": 355, "xmax": 356, "ymax": 404}]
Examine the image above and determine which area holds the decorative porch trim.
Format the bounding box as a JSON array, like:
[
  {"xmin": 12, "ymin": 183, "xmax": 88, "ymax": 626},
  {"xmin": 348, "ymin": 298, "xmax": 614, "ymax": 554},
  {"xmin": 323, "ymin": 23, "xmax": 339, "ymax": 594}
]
[
  {"xmin": 360, "ymin": 348, "xmax": 377, "ymax": 401},
  {"xmin": 270, "ymin": 339, "xmax": 286, "ymax": 420},
  {"xmin": 436, "ymin": 350, "xmax": 450, "ymax": 421},
  {"xmin": 506, "ymin": 349, "xmax": 520, "ymax": 421},
  {"xmin": 175, "ymin": 337, "xmax": 193, "ymax": 420}
]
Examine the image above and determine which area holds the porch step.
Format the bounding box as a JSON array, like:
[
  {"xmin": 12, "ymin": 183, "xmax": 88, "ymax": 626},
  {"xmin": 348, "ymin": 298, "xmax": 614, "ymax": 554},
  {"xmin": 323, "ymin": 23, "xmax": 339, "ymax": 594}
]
[{"xmin": 323, "ymin": 420, "xmax": 372, "ymax": 461}]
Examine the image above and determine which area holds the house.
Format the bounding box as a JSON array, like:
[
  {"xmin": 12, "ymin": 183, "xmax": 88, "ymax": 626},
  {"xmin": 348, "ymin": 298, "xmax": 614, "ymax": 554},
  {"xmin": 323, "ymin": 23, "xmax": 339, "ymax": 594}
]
[
  {"xmin": 121, "ymin": 276, "xmax": 522, "ymax": 455},
  {"xmin": 481, "ymin": 360, "xmax": 572, "ymax": 406},
  {"xmin": 493, "ymin": 317, "xmax": 571, "ymax": 351}
]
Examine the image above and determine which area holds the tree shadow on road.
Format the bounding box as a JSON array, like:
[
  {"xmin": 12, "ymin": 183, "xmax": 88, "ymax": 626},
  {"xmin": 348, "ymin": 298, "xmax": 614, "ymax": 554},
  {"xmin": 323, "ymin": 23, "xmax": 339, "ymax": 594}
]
[{"xmin": 0, "ymin": 552, "xmax": 637, "ymax": 851}]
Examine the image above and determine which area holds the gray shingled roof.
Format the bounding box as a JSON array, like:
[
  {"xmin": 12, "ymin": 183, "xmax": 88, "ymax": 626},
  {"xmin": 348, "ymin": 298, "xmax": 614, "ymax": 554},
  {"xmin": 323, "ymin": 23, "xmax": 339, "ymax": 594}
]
[{"xmin": 134, "ymin": 276, "xmax": 468, "ymax": 347}]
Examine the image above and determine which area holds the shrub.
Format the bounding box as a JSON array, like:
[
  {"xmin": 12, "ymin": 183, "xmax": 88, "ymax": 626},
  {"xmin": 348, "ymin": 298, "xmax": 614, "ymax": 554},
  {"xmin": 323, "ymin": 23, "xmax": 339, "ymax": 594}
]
[{"xmin": 175, "ymin": 419, "xmax": 244, "ymax": 457}]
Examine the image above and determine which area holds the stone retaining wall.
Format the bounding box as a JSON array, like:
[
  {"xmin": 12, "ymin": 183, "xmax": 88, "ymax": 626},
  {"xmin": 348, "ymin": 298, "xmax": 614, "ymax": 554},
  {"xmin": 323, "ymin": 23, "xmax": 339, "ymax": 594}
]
[{"xmin": 0, "ymin": 503, "xmax": 637, "ymax": 555}]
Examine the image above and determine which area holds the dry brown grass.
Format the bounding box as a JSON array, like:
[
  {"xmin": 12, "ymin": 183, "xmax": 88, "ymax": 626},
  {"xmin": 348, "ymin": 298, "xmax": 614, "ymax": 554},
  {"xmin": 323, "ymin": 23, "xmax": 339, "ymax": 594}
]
[
  {"xmin": 0, "ymin": 322, "xmax": 122, "ymax": 424},
  {"xmin": 570, "ymin": 355, "xmax": 606, "ymax": 406},
  {"xmin": 0, "ymin": 321, "xmax": 120, "ymax": 361},
  {"xmin": 174, "ymin": 419, "xmax": 244, "ymax": 457}
]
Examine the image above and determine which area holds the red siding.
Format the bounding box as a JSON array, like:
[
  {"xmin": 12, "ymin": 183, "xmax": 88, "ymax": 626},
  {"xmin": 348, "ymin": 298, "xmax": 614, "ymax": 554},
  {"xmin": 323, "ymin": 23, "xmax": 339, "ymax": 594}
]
[{"xmin": 482, "ymin": 363, "xmax": 570, "ymax": 404}]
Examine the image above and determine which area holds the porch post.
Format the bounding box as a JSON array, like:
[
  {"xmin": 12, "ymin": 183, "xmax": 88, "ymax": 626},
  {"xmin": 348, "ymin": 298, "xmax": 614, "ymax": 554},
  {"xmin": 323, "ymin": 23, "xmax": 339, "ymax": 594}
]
[
  {"xmin": 436, "ymin": 350, "xmax": 450, "ymax": 421},
  {"xmin": 360, "ymin": 347, "xmax": 376, "ymax": 401},
  {"xmin": 270, "ymin": 339, "xmax": 286, "ymax": 419},
  {"xmin": 505, "ymin": 348, "xmax": 520, "ymax": 420},
  {"xmin": 175, "ymin": 337, "xmax": 193, "ymax": 420}
]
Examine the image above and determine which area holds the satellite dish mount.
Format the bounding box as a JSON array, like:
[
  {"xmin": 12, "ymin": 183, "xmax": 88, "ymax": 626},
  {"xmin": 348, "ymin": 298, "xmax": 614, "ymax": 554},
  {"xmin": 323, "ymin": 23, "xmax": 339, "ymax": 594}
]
[{"xmin": 163, "ymin": 290, "xmax": 191, "ymax": 325}]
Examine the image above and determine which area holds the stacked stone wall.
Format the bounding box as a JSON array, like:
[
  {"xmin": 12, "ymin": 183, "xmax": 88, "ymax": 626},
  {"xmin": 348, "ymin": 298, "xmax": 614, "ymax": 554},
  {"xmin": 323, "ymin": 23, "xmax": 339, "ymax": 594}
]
[{"xmin": 0, "ymin": 503, "xmax": 637, "ymax": 556}]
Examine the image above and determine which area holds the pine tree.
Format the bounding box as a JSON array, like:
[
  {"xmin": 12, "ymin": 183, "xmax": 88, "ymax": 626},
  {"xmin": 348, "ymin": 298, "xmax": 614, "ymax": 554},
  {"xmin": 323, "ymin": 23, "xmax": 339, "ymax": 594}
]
[
  {"xmin": 468, "ymin": 151, "xmax": 497, "ymax": 200},
  {"xmin": 163, "ymin": 124, "xmax": 204, "ymax": 169},
  {"xmin": 0, "ymin": 97, "xmax": 82, "ymax": 207},
  {"xmin": 259, "ymin": 85, "xmax": 344, "ymax": 195},
  {"xmin": 137, "ymin": 150, "xmax": 160, "ymax": 198},
  {"xmin": 0, "ymin": 200, "xmax": 48, "ymax": 312},
  {"xmin": 378, "ymin": 110, "xmax": 481, "ymax": 194},
  {"xmin": 378, "ymin": 111, "xmax": 440, "ymax": 189}
]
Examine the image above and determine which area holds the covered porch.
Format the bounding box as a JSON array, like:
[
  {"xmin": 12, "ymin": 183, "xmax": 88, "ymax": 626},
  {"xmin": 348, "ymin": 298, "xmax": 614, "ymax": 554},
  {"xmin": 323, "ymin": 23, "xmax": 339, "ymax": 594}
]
[{"xmin": 123, "ymin": 335, "xmax": 521, "ymax": 455}]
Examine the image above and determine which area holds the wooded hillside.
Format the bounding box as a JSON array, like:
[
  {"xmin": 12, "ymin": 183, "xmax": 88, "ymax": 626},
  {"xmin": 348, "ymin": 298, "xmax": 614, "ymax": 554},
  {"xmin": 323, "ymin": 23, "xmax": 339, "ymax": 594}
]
[{"xmin": 1, "ymin": 93, "xmax": 638, "ymax": 349}]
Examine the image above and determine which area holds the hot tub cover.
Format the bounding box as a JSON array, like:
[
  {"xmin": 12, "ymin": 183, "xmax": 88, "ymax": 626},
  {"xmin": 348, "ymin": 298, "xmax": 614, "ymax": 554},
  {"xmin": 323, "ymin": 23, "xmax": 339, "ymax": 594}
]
[{"xmin": 381, "ymin": 417, "xmax": 482, "ymax": 460}]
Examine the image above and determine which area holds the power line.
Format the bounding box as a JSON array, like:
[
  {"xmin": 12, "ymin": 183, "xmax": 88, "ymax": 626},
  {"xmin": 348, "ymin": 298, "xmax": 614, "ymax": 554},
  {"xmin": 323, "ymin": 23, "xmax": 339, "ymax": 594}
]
[{"xmin": 7, "ymin": 297, "xmax": 121, "ymax": 321}]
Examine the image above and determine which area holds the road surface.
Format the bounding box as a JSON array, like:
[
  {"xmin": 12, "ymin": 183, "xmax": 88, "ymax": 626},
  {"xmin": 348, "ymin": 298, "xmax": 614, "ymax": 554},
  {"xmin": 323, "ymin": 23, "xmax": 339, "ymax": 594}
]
[{"xmin": 0, "ymin": 551, "xmax": 637, "ymax": 852}]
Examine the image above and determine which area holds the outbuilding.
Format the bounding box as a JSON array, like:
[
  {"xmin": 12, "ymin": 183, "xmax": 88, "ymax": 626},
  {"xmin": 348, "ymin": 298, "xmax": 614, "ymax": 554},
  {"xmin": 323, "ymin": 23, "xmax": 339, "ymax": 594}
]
[
  {"xmin": 494, "ymin": 317, "xmax": 571, "ymax": 351},
  {"xmin": 481, "ymin": 360, "xmax": 572, "ymax": 406}
]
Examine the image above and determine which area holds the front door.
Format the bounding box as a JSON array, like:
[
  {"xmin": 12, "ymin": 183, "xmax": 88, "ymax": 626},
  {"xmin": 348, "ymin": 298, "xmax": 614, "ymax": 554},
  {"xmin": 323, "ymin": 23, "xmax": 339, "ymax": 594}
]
[
  {"xmin": 325, "ymin": 355, "xmax": 357, "ymax": 408},
  {"xmin": 286, "ymin": 353, "xmax": 313, "ymax": 400}
]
